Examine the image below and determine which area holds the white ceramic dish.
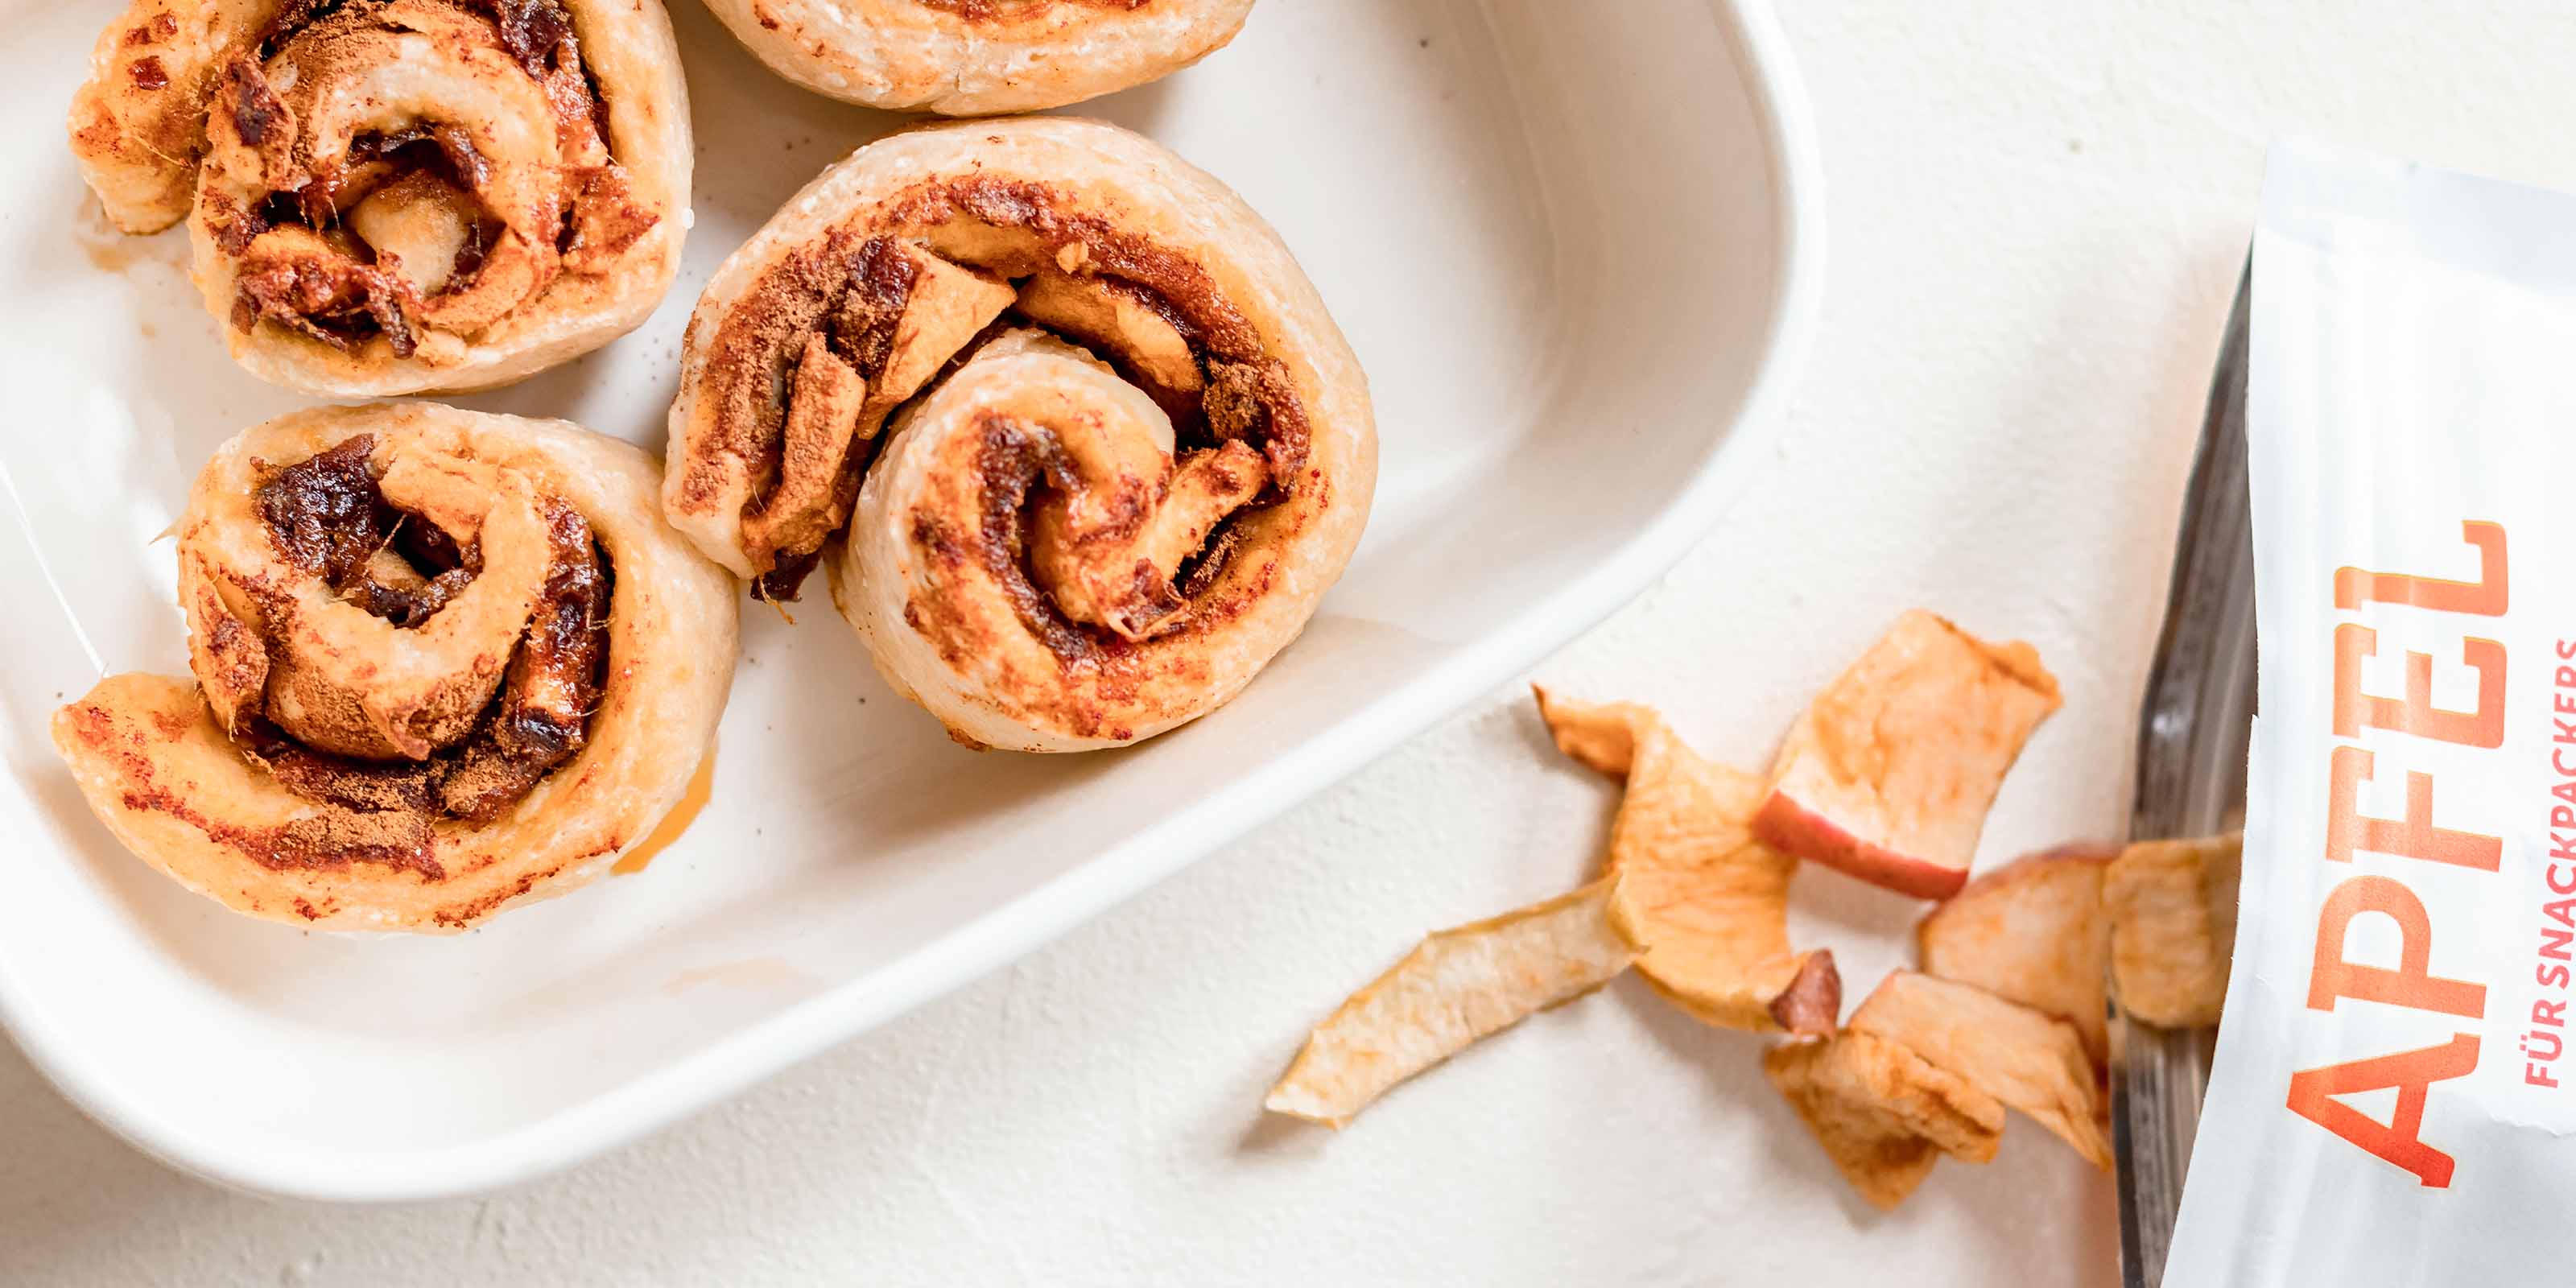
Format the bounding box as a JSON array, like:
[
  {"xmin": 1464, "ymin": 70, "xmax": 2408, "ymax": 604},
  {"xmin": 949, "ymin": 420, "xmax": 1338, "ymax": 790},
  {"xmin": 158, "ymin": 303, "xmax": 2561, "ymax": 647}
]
[{"xmin": 0, "ymin": 0, "xmax": 1818, "ymax": 1199}]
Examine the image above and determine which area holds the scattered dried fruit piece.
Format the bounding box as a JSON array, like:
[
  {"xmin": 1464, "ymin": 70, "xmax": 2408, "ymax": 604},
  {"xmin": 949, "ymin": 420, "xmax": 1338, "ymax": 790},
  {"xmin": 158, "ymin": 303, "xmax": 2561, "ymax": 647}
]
[
  {"xmin": 1536, "ymin": 688, "xmax": 1839, "ymax": 1034},
  {"xmin": 1761, "ymin": 952, "xmax": 1845, "ymax": 1038},
  {"xmin": 2105, "ymin": 832, "xmax": 2242, "ymax": 1028},
  {"xmin": 1753, "ymin": 610, "xmax": 2062, "ymax": 899},
  {"xmin": 1847, "ymin": 971, "xmax": 2112, "ymax": 1170},
  {"xmin": 1917, "ymin": 844, "xmax": 2114, "ymax": 1064},
  {"xmin": 1531, "ymin": 685, "xmax": 1657, "ymax": 777},
  {"xmin": 1603, "ymin": 722, "xmax": 1841, "ymax": 1034},
  {"xmin": 1765, "ymin": 1031, "xmax": 2005, "ymax": 1210},
  {"xmin": 1265, "ymin": 877, "xmax": 1636, "ymax": 1126}
]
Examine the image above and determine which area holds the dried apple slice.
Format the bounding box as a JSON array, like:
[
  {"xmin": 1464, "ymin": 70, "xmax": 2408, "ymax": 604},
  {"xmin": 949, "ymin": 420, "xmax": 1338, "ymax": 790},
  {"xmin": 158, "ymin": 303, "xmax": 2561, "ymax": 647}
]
[
  {"xmin": 1534, "ymin": 688, "xmax": 1840, "ymax": 1034},
  {"xmin": 1752, "ymin": 611, "xmax": 2062, "ymax": 900},
  {"xmin": 1847, "ymin": 971, "xmax": 2112, "ymax": 1169},
  {"xmin": 1531, "ymin": 685, "xmax": 1657, "ymax": 777},
  {"xmin": 1764, "ymin": 1031, "xmax": 2005, "ymax": 1210},
  {"xmin": 2106, "ymin": 832, "xmax": 2242, "ymax": 1028},
  {"xmin": 1917, "ymin": 844, "xmax": 2114, "ymax": 1064},
  {"xmin": 1265, "ymin": 877, "xmax": 1635, "ymax": 1126}
]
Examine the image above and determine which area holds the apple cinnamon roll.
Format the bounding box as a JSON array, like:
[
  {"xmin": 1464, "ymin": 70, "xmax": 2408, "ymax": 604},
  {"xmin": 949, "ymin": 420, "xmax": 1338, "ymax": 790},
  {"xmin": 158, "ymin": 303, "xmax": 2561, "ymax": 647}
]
[
  {"xmin": 52, "ymin": 403, "xmax": 738, "ymax": 932},
  {"xmin": 664, "ymin": 117, "xmax": 1373, "ymax": 752},
  {"xmin": 68, "ymin": 0, "xmax": 690, "ymax": 394},
  {"xmin": 700, "ymin": 0, "xmax": 1253, "ymax": 115}
]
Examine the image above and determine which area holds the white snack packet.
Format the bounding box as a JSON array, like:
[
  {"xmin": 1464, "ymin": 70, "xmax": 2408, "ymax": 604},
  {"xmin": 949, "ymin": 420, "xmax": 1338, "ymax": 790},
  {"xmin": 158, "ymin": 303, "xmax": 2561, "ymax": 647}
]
[{"xmin": 2164, "ymin": 139, "xmax": 2576, "ymax": 1284}]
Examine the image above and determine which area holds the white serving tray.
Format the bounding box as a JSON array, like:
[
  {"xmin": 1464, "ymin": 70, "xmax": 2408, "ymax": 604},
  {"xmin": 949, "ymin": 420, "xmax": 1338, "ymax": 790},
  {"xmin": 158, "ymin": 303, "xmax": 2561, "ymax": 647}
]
[{"xmin": 0, "ymin": 0, "xmax": 1817, "ymax": 1199}]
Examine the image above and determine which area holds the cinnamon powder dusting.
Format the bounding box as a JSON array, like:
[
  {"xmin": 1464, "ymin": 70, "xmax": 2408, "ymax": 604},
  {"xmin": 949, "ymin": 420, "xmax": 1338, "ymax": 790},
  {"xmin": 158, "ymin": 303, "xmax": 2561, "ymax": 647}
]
[
  {"xmin": 204, "ymin": 436, "xmax": 620, "ymax": 877},
  {"xmin": 696, "ymin": 173, "xmax": 1317, "ymax": 623}
]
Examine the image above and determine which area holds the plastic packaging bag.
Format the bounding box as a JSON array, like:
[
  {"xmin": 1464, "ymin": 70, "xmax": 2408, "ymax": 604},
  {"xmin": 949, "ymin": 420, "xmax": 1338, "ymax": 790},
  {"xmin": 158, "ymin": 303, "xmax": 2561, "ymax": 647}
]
[{"xmin": 2162, "ymin": 138, "xmax": 2576, "ymax": 1285}]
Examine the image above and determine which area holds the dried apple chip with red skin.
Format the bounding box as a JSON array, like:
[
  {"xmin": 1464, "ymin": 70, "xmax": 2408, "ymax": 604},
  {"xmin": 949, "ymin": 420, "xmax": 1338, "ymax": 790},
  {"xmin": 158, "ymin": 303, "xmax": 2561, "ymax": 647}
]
[
  {"xmin": 1847, "ymin": 971, "xmax": 2112, "ymax": 1170},
  {"xmin": 1264, "ymin": 877, "xmax": 1635, "ymax": 1127},
  {"xmin": 1752, "ymin": 610, "xmax": 2062, "ymax": 900},
  {"xmin": 1534, "ymin": 688, "xmax": 1840, "ymax": 1034},
  {"xmin": 2106, "ymin": 832, "xmax": 2241, "ymax": 1028},
  {"xmin": 1764, "ymin": 1031, "xmax": 2005, "ymax": 1210},
  {"xmin": 1917, "ymin": 844, "xmax": 2115, "ymax": 1064}
]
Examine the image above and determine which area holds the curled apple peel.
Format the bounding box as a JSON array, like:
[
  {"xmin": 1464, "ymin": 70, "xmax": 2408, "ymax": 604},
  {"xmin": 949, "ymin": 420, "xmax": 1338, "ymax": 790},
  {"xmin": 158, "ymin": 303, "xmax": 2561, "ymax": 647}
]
[
  {"xmin": 1535, "ymin": 687, "xmax": 1840, "ymax": 1034},
  {"xmin": 1265, "ymin": 877, "xmax": 1635, "ymax": 1127}
]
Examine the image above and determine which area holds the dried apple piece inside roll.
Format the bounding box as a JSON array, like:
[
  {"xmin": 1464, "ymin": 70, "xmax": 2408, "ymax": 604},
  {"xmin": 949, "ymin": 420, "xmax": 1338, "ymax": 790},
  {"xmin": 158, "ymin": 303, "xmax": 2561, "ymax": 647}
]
[
  {"xmin": 68, "ymin": 0, "xmax": 690, "ymax": 394},
  {"xmin": 52, "ymin": 403, "xmax": 737, "ymax": 932},
  {"xmin": 665, "ymin": 116, "xmax": 1376, "ymax": 752}
]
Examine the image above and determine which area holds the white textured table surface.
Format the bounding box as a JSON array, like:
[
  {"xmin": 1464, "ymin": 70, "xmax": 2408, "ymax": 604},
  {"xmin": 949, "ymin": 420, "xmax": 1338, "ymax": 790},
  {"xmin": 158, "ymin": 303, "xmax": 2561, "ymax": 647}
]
[{"xmin": 11, "ymin": 2, "xmax": 2576, "ymax": 1284}]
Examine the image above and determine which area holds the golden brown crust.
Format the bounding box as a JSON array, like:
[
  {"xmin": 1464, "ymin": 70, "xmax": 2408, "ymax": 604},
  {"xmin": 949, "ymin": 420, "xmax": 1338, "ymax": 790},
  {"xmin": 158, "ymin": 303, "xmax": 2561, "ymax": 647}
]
[
  {"xmin": 51, "ymin": 403, "xmax": 739, "ymax": 932},
  {"xmin": 67, "ymin": 1, "xmax": 276, "ymax": 234},
  {"xmin": 667, "ymin": 118, "xmax": 1373, "ymax": 753},
  {"xmin": 68, "ymin": 0, "xmax": 691, "ymax": 395},
  {"xmin": 700, "ymin": 0, "xmax": 1252, "ymax": 114}
]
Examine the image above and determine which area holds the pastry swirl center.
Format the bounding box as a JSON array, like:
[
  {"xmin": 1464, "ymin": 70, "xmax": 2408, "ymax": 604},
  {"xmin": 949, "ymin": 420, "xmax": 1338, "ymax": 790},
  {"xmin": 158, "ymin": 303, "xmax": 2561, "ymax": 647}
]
[
  {"xmin": 210, "ymin": 433, "xmax": 613, "ymax": 825},
  {"xmin": 697, "ymin": 175, "xmax": 1312, "ymax": 623},
  {"xmin": 200, "ymin": 0, "xmax": 656, "ymax": 361}
]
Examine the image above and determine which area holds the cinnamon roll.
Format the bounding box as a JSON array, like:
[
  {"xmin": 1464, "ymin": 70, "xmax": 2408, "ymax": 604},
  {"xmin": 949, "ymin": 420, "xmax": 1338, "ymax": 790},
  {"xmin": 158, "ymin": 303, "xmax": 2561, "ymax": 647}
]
[
  {"xmin": 664, "ymin": 118, "xmax": 1373, "ymax": 752},
  {"xmin": 700, "ymin": 0, "xmax": 1253, "ymax": 114},
  {"xmin": 52, "ymin": 403, "xmax": 737, "ymax": 931},
  {"xmin": 68, "ymin": 0, "xmax": 690, "ymax": 394}
]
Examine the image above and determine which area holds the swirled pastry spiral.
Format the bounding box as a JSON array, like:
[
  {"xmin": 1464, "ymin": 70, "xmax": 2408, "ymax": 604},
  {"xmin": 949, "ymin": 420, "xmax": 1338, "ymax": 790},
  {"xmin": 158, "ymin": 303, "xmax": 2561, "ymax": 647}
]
[
  {"xmin": 52, "ymin": 403, "xmax": 738, "ymax": 931},
  {"xmin": 68, "ymin": 0, "xmax": 690, "ymax": 394},
  {"xmin": 664, "ymin": 117, "xmax": 1373, "ymax": 752},
  {"xmin": 700, "ymin": 0, "xmax": 1253, "ymax": 115}
]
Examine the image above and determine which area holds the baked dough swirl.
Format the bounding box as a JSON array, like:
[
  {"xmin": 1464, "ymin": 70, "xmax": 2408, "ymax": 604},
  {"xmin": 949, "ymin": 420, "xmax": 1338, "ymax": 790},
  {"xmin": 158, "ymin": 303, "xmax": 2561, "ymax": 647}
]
[
  {"xmin": 664, "ymin": 118, "xmax": 1373, "ymax": 751},
  {"xmin": 68, "ymin": 0, "xmax": 690, "ymax": 394},
  {"xmin": 52, "ymin": 404, "xmax": 738, "ymax": 931},
  {"xmin": 700, "ymin": 0, "xmax": 1253, "ymax": 114}
]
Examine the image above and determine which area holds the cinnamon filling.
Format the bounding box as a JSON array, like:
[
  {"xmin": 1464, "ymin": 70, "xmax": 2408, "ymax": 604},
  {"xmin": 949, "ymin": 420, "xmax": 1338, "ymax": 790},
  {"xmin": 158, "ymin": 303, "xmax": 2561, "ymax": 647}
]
[
  {"xmin": 697, "ymin": 176, "xmax": 1312, "ymax": 614},
  {"xmin": 241, "ymin": 436, "xmax": 610, "ymax": 827},
  {"xmin": 258, "ymin": 436, "xmax": 481, "ymax": 625},
  {"xmin": 970, "ymin": 421, "xmax": 1108, "ymax": 662},
  {"xmin": 209, "ymin": 0, "xmax": 655, "ymax": 358}
]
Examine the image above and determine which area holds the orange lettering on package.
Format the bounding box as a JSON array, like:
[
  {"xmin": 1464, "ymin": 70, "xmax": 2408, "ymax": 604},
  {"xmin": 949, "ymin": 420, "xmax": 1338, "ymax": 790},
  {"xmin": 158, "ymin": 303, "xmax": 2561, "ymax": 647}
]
[
  {"xmin": 2308, "ymin": 875, "xmax": 2487, "ymax": 1019},
  {"xmin": 2324, "ymin": 746, "xmax": 2504, "ymax": 872},
  {"xmin": 2294, "ymin": 518, "xmax": 2508, "ymax": 1187},
  {"xmin": 2334, "ymin": 520, "xmax": 2508, "ymax": 616},
  {"xmin": 2332, "ymin": 624, "xmax": 2507, "ymax": 749},
  {"xmin": 2285, "ymin": 1034, "xmax": 2481, "ymax": 1187}
]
